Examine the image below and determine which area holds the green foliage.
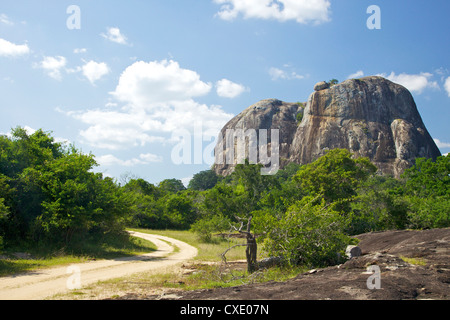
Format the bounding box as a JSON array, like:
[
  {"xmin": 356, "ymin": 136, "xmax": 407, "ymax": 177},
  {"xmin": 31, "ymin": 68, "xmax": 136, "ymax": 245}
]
[
  {"xmin": 328, "ymin": 79, "xmax": 339, "ymax": 86},
  {"xmin": 158, "ymin": 178, "xmax": 186, "ymax": 194},
  {"xmin": 348, "ymin": 175, "xmax": 408, "ymax": 234},
  {"xmin": 294, "ymin": 149, "xmax": 377, "ymax": 212},
  {"xmin": 405, "ymin": 195, "xmax": 449, "ymax": 229},
  {"xmin": 402, "ymin": 155, "xmax": 449, "ymax": 197},
  {"xmin": 0, "ymin": 127, "xmax": 129, "ymax": 249},
  {"xmin": 258, "ymin": 196, "xmax": 351, "ymax": 268},
  {"xmin": 296, "ymin": 112, "xmax": 303, "ymax": 123},
  {"xmin": 188, "ymin": 169, "xmax": 220, "ymax": 191},
  {"xmin": 190, "ymin": 214, "xmax": 231, "ymax": 242},
  {"xmin": 402, "ymin": 155, "xmax": 449, "ymax": 229}
]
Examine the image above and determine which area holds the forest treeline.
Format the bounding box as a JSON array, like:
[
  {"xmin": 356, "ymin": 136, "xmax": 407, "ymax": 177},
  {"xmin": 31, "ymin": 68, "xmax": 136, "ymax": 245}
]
[{"xmin": 0, "ymin": 128, "xmax": 448, "ymax": 267}]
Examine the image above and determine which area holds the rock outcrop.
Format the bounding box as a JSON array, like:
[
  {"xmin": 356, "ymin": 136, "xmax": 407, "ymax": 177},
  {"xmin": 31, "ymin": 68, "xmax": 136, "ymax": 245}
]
[
  {"xmin": 214, "ymin": 99, "xmax": 304, "ymax": 176},
  {"xmin": 214, "ymin": 76, "xmax": 441, "ymax": 178}
]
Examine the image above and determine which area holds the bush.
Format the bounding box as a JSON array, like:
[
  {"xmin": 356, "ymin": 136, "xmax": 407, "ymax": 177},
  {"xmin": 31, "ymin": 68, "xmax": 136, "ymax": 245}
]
[
  {"xmin": 190, "ymin": 214, "xmax": 231, "ymax": 243},
  {"xmin": 406, "ymin": 196, "xmax": 450, "ymax": 229},
  {"xmin": 259, "ymin": 196, "xmax": 351, "ymax": 268}
]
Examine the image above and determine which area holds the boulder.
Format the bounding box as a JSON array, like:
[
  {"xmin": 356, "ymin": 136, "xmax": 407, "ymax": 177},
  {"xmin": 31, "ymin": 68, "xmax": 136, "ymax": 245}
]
[
  {"xmin": 314, "ymin": 81, "xmax": 330, "ymax": 91},
  {"xmin": 345, "ymin": 245, "xmax": 362, "ymax": 259}
]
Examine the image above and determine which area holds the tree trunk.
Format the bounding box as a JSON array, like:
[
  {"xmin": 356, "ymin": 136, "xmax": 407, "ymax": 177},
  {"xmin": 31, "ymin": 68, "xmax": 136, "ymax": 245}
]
[{"xmin": 246, "ymin": 233, "xmax": 257, "ymax": 273}]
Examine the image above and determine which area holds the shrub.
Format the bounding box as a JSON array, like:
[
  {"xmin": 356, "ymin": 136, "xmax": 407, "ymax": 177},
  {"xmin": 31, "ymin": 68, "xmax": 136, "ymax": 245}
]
[
  {"xmin": 190, "ymin": 214, "xmax": 231, "ymax": 243},
  {"xmin": 260, "ymin": 196, "xmax": 351, "ymax": 268}
]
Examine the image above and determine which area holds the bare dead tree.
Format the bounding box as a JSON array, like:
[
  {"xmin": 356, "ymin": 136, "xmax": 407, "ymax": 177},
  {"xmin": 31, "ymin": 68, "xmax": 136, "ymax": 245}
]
[{"xmin": 221, "ymin": 215, "xmax": 258, "ymax": 274}]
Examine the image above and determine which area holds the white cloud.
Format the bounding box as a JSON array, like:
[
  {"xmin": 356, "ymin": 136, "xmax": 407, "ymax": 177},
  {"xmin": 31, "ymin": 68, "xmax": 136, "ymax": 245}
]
[
  {"xmin": 434, "ymin": 139, "xmax": 450, "ymax": 149},
  {"xmin": 380, "ymin": 72, "xmax": 439, "ymax": 94},
  {"xmin": 269, "ymin": 67, "xmax": 304, "ymax": 81},
  {"xmin": 73, "ymin": 48, "xmax": 87, "ymax": 54},
  {"xmin": 64, "ymin": 60, "xmax": 234, "ymax": 151},
  {"xmin": 0, "ymin": 38, "xmax": 30, "ymax": 57},
  {"xmin": 444, "ymin": 77, "xmax": 450, "ymax": 98},
  {"xmin": 82, "ymin": 60, "xmax": 110, "ymax": 84},
  {"xmin": 347, "ymin": 70, "xmax": 364, "ymax": 79},
  {"xmin": 96, "ymin": 153, "xmax": 163, "ymax": 167},
  {"xmin": 111, "ymin": 60, "xmax": 212, "ymax": 107},
  {"xmin": 213, "ymin": 0, "xmax": 331, "ymax": 24},
  {"xmin": 216, "ymin": 79, "xmax": 248, "ymax": 98},
  {"xmin": 0, "ymin": 14, "xmax": 14, "ymax": 26},
  {"xmin": 101, "ymin": 27, "xmax": 128, "ymax": 45},
  {"xmin": 61, "ymin": 108, "xmax": 166, "ymax": 150},
  {"xmin": 36, "ymin": 56, "xmax": 67, "ymax": 80}
]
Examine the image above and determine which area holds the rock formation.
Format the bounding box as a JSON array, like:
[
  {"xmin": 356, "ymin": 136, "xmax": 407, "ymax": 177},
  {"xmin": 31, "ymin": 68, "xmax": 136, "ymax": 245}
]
[{"xmin": 214, "ymin": 76, "xmax": 441, "ymax": 178}]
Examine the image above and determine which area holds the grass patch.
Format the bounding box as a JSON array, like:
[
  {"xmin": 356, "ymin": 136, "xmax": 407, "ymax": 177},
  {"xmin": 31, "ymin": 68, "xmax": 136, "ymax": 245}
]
[
  {"xmin": 0, "ymin": 232, "xmax": 157, "ymax": 277},
  {"xmin": 400, "ymin": 256, "xmax": 427, "ymax": 266}
]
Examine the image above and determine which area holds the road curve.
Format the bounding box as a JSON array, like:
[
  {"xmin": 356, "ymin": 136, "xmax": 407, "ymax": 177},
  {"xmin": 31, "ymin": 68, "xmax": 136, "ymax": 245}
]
[{"xmin": 0, "ymin": 232, "xmax": 198, "ymax": 300}]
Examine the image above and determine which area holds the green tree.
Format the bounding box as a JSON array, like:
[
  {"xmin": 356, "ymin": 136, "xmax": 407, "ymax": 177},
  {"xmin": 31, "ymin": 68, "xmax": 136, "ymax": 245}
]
[
  {"xmin": 401, "ymin": 155, "xmax": 450, "ymax": 229},
  {"xmin": 0, "ymin": 127, "xmax": 130, "ymax": 248},
  {"xmin": 259, "ymin": 196, "xmax": 351, "ymax": 268},
  {"xmin": 402, "ymin": 155, "xmax": 449, "ymax": 197},
  {"xmin": 28, "ymin": 152, "xmax": 128, "ymax": 245},
  {"xmin": 163, "ymin": 190, "xmax": 199, "ymax": 229},
  {"xmin": 190, "ymin": 214, "xmax": 231, "ymax": 242},
  {"xmin": 349, "ymin": 175, "xmax": 408, "ymax": 234},
  {"xmin": 188, "ymin": 169, "xmax": 220, "ymax": 191},
  {"xmin": 294, "ymin": 149, "xmax": 377, "ymax": 212},
  {"xmin": 158, "ymin": 178, "xmax": 186, "ymax": 194}
]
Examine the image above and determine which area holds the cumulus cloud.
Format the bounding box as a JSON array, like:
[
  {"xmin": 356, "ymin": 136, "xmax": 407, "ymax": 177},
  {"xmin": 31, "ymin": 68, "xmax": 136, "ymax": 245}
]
[
  {"xmin": 60, "ymin": 108, "xmax": 166, "ymax": 150},
  {"xmin": 213, "ymin": 0, "xmax": 331, "ymax": 24},
  {"xmin": 111, "ymin": 60, "xmax": 212, "ymax": 107},
  {"xmin": 216, "ymin": 79, "xmax": 248, "ymax": 98},
  {"xmin": 101, "ymin": 27, "xmax": 128, "ymax": 45},
  {"xmin": 0, "ymin": 38, "xmax": 30, "ymax": 57},
  {"xmin": 444, "ymin": 77, "xmax": 450, "ymax": 98},
  {"xmin": 64, "ymin": 60, "xmax": 234, "ymax": 151},
  {"xmin": 36, "ymin": 56, "xmax": 67, "ymax": 80},
  {"xmin": 82, "ymin": 60, "xmax": 110, "ymax": 84},
  {"xmin": 379, "ymin": 72, "xmax": 439, "ymax": 94}
]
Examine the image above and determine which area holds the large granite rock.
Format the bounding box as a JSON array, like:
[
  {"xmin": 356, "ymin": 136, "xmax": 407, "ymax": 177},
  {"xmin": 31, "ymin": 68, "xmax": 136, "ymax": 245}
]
[
  {"xmin": 214, "ymin": 99, "xmax": 304, "ymax": 176},
  {"xmin": 214, "ymin": 76, "xmax": 441, "ymax": 178}
]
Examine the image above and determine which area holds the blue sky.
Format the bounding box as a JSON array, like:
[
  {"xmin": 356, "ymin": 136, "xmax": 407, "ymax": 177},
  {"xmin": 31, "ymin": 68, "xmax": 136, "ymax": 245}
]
[{"xmin": 1, "ymin": 0, "xmax": 449, "ymax": 185}]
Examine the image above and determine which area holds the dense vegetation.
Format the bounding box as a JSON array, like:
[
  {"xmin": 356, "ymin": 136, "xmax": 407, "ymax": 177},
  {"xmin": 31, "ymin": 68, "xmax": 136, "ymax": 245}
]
[{"xmin": 1, "ymin": 127, "xmax": 448, "ymax": 269}]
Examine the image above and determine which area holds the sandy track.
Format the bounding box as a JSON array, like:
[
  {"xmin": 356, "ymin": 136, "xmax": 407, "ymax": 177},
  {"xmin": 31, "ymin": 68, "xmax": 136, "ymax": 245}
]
[{"xmin": 0, "ymin": 232, "xmax": 198, "ymax": 300}]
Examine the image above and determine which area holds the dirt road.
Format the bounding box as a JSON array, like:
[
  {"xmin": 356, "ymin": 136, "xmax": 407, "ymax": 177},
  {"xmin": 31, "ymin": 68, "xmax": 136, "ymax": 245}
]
[{"xmin": 0, "ymin": 232, "xmax": 198, "ymax": 300}]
